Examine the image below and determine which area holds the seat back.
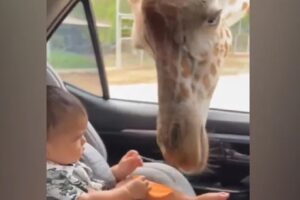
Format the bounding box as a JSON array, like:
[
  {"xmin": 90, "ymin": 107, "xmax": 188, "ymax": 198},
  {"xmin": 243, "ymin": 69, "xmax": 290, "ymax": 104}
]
[
  {"xmin": 46, "ymin": 65, "xmax": 116, "ymax": 185},
  {"xmin": 46, "ymin": 65, "xmax": 195, "ymax": 195},
  {"xmin": 46, "ymin": 66, "xmax": 107, "ymax": 159}
]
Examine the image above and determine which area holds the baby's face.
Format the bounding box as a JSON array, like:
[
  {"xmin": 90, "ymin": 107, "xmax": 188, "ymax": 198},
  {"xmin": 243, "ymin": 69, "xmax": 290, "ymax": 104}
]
[{"xmin": 47, "ymin": 113, "xmax": 88, "ymax": 165}]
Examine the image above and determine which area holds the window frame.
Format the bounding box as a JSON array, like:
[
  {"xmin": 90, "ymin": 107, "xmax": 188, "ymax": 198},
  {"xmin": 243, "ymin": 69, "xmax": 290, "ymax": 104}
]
[
  {"xmin": 47, "ymin": 0, "xmax": 110, "ymax": 99},
  {"xmin": 47, "ymin": 0, "xmax": 249, "ymax": 114}
]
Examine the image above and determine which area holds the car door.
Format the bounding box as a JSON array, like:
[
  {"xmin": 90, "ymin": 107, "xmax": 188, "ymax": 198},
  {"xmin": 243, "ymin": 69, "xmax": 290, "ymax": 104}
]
[{"xmin": 47, "ymin": 0, "xmax": 249, "ymax": 199}]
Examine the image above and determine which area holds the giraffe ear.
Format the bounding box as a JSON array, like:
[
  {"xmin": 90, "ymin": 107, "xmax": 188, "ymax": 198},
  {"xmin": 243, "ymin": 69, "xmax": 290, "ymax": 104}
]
[{"xmin": 206, "ymin": 9, "xmax": 222, "ymax": 27}]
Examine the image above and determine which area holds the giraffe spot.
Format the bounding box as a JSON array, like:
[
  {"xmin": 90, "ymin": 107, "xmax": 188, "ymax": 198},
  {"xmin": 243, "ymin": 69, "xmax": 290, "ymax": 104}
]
[
  {"xmin": 224, "ymin": 42, "xmax": 229, "ymax": 57},
  {"xmin": 207, "ymin": 84, "xmax": 217, "ymax": 98},
  {"xmin": 164, "ymin": 77, "xmax": 177, "ymax": 98},
  {"xmin": 201, "ymin": 74, "xmax": 211, "ymax": 91},
  {"xmin": 210, "ymin": 63, "xmax": 217, "ymax": 76},
  {"xmin": 214, "ymin": 43, "xmax": 220, "ymax": 56},
  {"xmin": 196, "ymin": 89, "xmax": 205, "ymax": 99},
  {"xmin": 217, "ymin": 58, "xmax": 221, "ymax": 67},
  {"xmin": 178, "ymin": 83, "xmax": 190, "ymax": 101},
  {"xmin": 199, "ymin": 58, "xmax": 208, "ymax": 66},
  {"xmin": 191, "ymin": 84, "xmax": 196, "ymax": 93},
  {"xmin": 181, "ymin": 57, "xmax": 191, "ymax": 78},
  {"xmin": 169, "ymin": 123, "xmax": 181, "ymax": 148},
  {"xmin": 169, "ymin": 64, "xmax": 178, "ymax": 78},
  {"xmin": 194, "ymin": 73, "xmax": 200, "ymax": 82},
  {"xmin": 242, "ymin": 2, "xmax": 249, "ymax": 11},
  {"xmin": 200, "ymin": 52, "xmax": 209, "ymax": 59},
  {"xmin": 219, "ymin": 44, "xmax": 225, "ymax": 54},
  {"xmin": 199, "ymin": 57, "xmax": 209, "ymax": 68}
]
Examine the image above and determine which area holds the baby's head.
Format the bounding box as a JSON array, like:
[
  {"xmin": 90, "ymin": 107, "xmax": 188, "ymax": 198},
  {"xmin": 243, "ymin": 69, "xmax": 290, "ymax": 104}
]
[{"xmin": 47, "ymin": 85, "xmax": 88, "ymax": 165}]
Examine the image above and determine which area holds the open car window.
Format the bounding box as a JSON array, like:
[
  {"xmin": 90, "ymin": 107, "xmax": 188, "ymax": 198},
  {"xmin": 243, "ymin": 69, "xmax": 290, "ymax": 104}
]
[
  {"xmin": 91, "ymin": 0, "xmax": 249, "ymax": 112},
  {"xmin": 47, "ymin": 0, "xmax": 249, "ymax": 113},
  {"xmin": 47, "ymin": 2, "xmax": 102, "ymax": 96}
]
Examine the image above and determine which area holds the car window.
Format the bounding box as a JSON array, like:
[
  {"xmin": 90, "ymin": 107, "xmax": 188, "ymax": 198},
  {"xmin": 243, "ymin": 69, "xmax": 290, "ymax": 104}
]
[
  {"xmin": 47, "ymin": 2, "xmax": 102, "ymax": 96},
  {"xmin": 91, "ymin": 0, "xmax": 249, "ymax": 112}
]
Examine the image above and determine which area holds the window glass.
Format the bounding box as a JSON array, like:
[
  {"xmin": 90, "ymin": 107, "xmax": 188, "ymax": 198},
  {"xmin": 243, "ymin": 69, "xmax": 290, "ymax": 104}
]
[
  {"xmin": 47, "ymin": 2, "xmax": 102, "ymax": 96},
  {"xmin": 92, "ymin": 0, "xmax": 249, "ymax": 112}
]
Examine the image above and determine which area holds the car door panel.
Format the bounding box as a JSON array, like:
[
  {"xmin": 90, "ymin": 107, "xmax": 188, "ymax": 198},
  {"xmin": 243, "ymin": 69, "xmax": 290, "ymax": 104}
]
[{"xmin": 66, "ymin": 84, "xmax": 249, "ymax": 199}]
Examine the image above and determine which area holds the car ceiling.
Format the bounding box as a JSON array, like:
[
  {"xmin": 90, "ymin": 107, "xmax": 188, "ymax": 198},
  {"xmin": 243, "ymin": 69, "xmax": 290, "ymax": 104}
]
[{"xmin": 47, "ymin": 0, "xmax": 77, "ymax": 38}]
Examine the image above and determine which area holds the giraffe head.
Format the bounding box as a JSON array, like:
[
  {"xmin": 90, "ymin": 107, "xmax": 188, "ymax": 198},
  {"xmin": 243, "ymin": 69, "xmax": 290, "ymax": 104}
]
[{"xmin": 129, "ymin": 0, "xmax": 232, "ymax": 173}]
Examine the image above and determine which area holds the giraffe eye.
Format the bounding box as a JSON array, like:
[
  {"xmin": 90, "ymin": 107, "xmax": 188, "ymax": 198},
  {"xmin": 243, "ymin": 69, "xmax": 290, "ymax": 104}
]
[
  {"xmin": 206, "ymin": 9, "xmax": 222, "ymax": 26},
  {"xmin": 207, "ymin": 18, "xmax": 217, "ymax": 24}
]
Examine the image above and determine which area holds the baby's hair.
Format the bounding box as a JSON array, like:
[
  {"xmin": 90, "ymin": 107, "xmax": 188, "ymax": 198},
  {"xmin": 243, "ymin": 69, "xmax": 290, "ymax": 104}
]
[{"xmin": 47, "ymin": 85, "xmax": 87, "ymax": 133}]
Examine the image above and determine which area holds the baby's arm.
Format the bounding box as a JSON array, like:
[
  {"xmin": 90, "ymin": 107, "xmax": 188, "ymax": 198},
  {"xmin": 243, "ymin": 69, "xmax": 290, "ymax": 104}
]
[
  {"xmin": 111, "ymin": 150, "xmax": 143, "ymax": 181},
  {"xmin": 79, "ymin": 176, "xmax": 149, "ymax": 200},
  {"xmin": 78, "ymin": 187, "xmax": 131, "ymax": 200}
]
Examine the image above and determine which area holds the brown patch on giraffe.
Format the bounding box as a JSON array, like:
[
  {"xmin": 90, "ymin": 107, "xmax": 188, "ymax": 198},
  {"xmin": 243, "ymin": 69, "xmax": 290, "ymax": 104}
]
[
  {"xmin": 199, "ymin": 58, "xmax": 209, "ymax": 66},
  {"xmin": 165, "ymin": 76, "xmax": 177, "ymax": 97},
  {"xmin": 194, "ymin": 73, "xmax": 200, "ymax": 82},
  {"xmin": 201, "ymin": 74, "xmax": 211, "ymax": 91},
  {"xmin": 200, "ymin": 52, "xmax": 209, "ymax": 60},
  {"xmin": 169, "ymin": 63, "xmax": 178, "ymax": 78},
  {"xmin": 213, "ymin": 43, "xmax": 220, "ymax": 56},
  {"xmin": 216, "ymin": 58, "xmax": 221, "ymax": 67},
  {"xmin": 181, "ymin": 57, "xmax": 191, "ymax": 78},
  {"xmin": 210, "ymin": 63, "xmax": 217, "ymax": 76},
  {"xmin": 207, "ymin": 84, "xmax": 217, "ymax": 98},
  {"xmin": 191, "ymin": 84, "xmax": 196, "ymax": 93},
  {"xmin": 219, "ymin": 44, "xmax": 225, "ymax": 55},
  {"xmin": 224, "ymin": 42, "xmax": 229, "ymax": 57},
  {"xmin": 178, "ymin": 83, "xmax": 190, "ymax": 101},
  {"xmin": 198, "ymin": 55, "xmax": 209, "ymax": 69}
]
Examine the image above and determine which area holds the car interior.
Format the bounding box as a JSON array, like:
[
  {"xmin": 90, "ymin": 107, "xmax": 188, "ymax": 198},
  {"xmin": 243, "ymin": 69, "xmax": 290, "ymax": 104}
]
[{"xmin": 47, "ymin": 0, "xmax": 250, "ymax": 199}]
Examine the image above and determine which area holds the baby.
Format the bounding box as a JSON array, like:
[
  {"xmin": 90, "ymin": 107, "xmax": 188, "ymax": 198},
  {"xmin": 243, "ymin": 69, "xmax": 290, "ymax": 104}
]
[{"xmin": 46, "ymin": 85, "xmax": 229, "ymax": 200}]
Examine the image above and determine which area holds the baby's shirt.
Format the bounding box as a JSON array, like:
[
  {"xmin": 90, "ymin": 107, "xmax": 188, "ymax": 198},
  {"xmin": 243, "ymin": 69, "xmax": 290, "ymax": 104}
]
[{"xmin": 47, "ymin": 161, "xmax": 106, "ymax": 200}]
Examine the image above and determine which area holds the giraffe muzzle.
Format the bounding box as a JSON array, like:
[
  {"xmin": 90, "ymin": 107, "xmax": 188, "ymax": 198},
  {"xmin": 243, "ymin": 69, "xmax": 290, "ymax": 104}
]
[{"xmin": 157, "ymin": 109, "xmax": 209, "ymax": 173}]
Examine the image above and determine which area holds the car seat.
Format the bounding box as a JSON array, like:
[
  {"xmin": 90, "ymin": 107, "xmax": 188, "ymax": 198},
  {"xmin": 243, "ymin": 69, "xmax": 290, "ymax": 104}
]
[{"xmin": 46, "ymin": 64, "xmax": 195, "ymax": 196}]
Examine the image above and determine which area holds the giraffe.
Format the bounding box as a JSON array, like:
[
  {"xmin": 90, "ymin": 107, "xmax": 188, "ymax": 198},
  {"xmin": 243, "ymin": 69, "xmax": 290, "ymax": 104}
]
[{"xmin": 128, "ymin": 0, "xmax": 249, "ymax": 173}]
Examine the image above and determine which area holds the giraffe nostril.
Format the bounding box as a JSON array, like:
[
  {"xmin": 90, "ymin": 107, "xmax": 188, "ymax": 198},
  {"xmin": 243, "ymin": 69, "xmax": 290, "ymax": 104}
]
[{"xmin": 169, "ymin": 123, "xmax": 181, "ymax": 148}]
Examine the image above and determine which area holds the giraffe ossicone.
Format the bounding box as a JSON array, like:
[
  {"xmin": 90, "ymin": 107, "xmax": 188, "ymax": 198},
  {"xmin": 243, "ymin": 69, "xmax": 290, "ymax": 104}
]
[{"xmin": 129, "ymin": 0, "xmax": 249, "ymax": 173}]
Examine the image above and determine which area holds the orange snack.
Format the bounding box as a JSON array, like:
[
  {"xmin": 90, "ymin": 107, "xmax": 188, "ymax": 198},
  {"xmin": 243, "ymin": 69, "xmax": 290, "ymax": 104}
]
[
  {"xmin": 132, "ymin": 175, "xmax": 173, "ymax": 200},
  {"xmin": 147, "ymin": 181, "xmax": 173, "ymax": 200}
]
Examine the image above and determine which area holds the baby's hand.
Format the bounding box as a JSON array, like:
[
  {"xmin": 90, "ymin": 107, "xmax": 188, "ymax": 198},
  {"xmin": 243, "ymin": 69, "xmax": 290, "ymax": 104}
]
[
  {"xmin": 112, "ymin": 150, "xmax": 143, "ymax": 181},
  {"xmin": 125, "ymin": 176, "xmax": 150, "ymax": 199}
]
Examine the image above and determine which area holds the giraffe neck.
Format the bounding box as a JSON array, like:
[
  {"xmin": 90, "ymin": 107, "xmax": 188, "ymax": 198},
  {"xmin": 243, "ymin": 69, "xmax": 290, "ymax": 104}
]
[{"xmin": 157, "ymin": 23, "xmax": 231, "ymax": 124}]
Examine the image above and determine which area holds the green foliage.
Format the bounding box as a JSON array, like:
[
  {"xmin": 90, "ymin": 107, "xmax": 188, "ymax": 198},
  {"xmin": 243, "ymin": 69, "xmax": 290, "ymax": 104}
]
[
  {"xmin": 50, "ymin": 34, "xmax": 65, "ymax": 50},
  {"xmin": 91, "ymin": 0, "xmax": 132, "ymax": 45},
  {"xmin": 241, "ymin": 12, "xmax": 250, "ymax": 32},
  {"xmin": 70, "ymin": 3, "xmax": 86, "ymax": 19},
  {"xmin": 48, "ymin": 50, "xmax": 96, "ymax": 69},
  {"xmin": 91, "ymin": 0, "xmax": 116, "ymax": 45}
]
